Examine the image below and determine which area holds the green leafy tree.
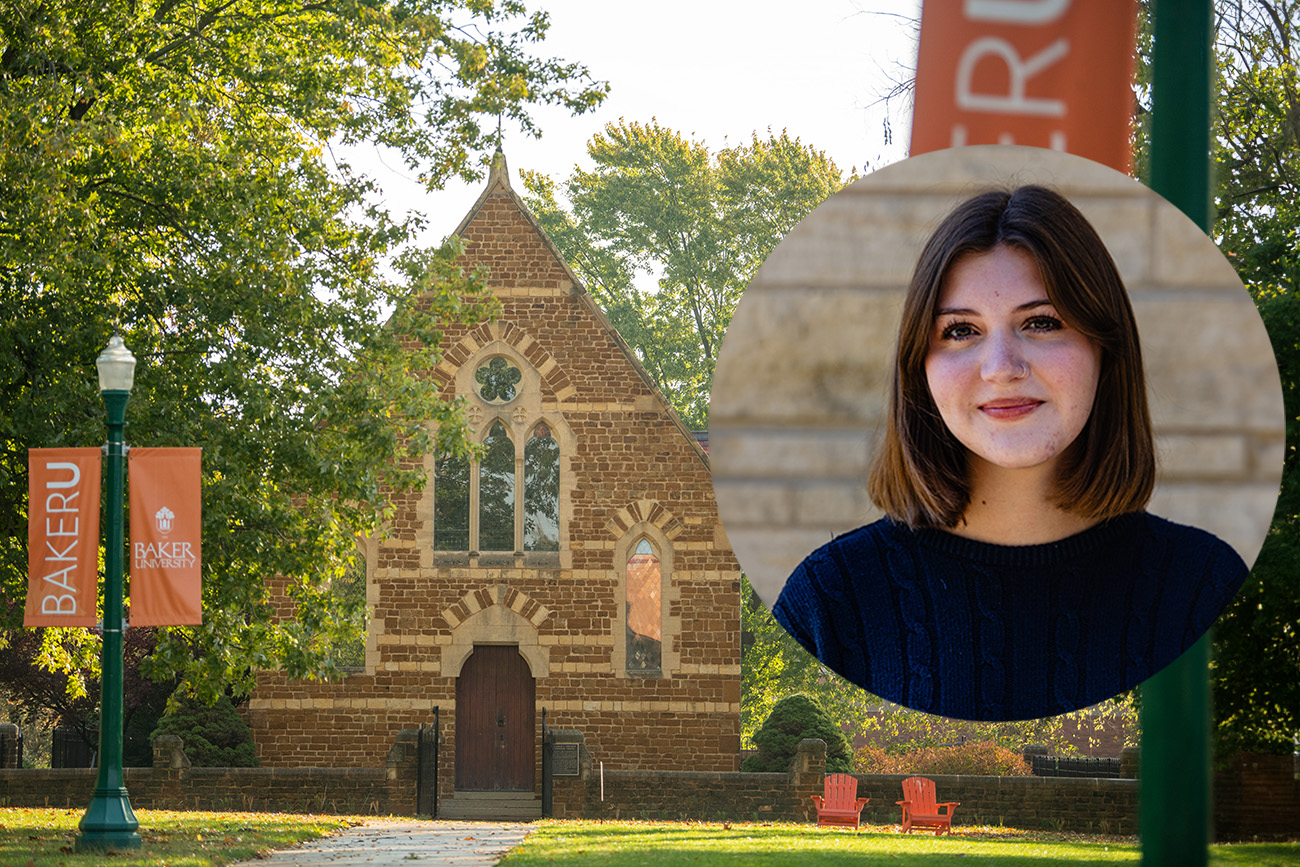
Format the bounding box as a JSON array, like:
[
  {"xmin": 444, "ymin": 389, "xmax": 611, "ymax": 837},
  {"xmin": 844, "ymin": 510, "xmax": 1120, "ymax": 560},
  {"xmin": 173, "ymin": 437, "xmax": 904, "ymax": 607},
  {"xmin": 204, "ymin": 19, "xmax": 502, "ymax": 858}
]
[
  {"xmin": 152, "ymin": 692, "xmax": 257, "ymax": 767},
  {"xmin": 741, "ymin": 576, "xmax": 878, "ymax": 749},
  {"xmin": 1207, "ymin": 0, "xmax": 1300, "ymax": 757},
  {"xmin": 0, "ymin": 0, "xmax": 605, "ymax": 704},
  {"xmin": 0, "ymin": 624, "xmax": 174, "ymax": 766},
  {"xmin": 743, "ymin": 693, "xmax": 854, "ymax": 774},
  {"xmin": 521, "ymin": 120, "xmax": 846, "ymax": 429}
]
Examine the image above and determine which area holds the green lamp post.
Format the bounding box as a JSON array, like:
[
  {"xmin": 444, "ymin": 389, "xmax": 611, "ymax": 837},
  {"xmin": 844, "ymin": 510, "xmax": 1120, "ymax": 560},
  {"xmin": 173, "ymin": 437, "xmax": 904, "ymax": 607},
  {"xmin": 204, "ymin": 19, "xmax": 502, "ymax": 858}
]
[
  {"xmin": 1141, "ymin": 2, "xmax": 1214, "ymax": 864},
  {"xmin": 75, "ymin": 334, "xmax": 143, "ymax": 853}
]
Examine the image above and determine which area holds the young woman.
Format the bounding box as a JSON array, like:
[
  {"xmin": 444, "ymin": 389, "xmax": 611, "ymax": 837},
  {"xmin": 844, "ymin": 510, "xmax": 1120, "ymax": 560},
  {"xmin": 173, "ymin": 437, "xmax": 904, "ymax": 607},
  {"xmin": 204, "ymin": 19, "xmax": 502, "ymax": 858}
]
[{"xmin": 772, "ymin": 185, "xmax": 1247, "ymax": 721}]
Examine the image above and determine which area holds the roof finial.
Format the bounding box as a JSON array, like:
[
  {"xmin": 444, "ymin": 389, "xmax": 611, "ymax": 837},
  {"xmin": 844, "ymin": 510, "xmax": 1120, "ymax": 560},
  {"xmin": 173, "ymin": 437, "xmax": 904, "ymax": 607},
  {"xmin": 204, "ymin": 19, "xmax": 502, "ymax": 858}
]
[{"xmin": 488, "ymin": 145, "xmax": 510, "ymax": 190}]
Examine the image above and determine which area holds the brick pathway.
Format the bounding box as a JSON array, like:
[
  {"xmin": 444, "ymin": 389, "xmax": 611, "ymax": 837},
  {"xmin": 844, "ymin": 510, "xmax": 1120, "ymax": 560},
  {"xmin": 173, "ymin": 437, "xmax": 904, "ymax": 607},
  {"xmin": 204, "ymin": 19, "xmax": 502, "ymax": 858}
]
[{"xmin": 228, "ymin": 819, "xmax": 532, "ymax": 867}]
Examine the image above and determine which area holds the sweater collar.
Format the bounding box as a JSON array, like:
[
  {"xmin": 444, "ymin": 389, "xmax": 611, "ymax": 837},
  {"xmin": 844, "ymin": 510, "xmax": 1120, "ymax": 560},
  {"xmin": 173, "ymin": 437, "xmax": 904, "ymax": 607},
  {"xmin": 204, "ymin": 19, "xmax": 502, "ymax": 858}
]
[{"xmin": 894, "ymin": 512, "xmax": 1149, "ymax": 569}]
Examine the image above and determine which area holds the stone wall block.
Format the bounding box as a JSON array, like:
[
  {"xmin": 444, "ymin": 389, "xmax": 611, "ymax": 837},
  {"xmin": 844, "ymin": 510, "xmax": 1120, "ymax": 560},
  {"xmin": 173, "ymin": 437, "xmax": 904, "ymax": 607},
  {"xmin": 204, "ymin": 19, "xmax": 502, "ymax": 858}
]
[{"xmin": 152, "ymin": 734, "xmax": 191, "ymax": 769}]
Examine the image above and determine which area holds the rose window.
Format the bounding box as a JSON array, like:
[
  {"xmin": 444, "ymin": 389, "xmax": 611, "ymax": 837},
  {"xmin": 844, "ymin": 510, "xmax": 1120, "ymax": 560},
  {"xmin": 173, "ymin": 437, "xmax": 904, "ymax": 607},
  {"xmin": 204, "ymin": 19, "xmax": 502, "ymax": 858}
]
[{"xmin": 475, "ymin": 357, "xmax": 522, "ymax": 404}]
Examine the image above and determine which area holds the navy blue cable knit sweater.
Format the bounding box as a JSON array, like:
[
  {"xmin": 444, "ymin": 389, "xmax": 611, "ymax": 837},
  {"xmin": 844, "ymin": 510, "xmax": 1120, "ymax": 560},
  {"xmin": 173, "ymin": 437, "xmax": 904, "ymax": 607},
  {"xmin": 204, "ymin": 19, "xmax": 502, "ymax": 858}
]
[{"xmin": 772, "ymin": 512, "xmax": 1247, "ymax": 721}]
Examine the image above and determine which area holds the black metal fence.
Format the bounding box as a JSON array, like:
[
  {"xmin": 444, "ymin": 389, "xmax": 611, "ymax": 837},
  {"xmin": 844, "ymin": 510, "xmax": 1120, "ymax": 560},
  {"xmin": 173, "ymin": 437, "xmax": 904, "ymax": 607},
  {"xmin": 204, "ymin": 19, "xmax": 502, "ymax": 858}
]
[
  {"xmin": 541, "ymin": 707, "xmax": 552, "ymax": 818},
  {"xmin": 1030, "ymin": 755, "xmax": 1121, "ymax": 778},
  {"xmin": 51, "ymin": 726, "xmax": 96, "ymax": 769},
  {"xmin": 415, "ymin": 709, "xmax": 439, "ymax": 817}
]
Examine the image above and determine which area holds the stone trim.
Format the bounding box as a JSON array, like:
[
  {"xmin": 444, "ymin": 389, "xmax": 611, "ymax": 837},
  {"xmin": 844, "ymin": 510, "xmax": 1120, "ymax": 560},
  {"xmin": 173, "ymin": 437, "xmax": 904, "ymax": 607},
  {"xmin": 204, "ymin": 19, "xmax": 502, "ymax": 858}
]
[
  {"xmin": 440, "ymin": 584, "xmax": 550, "ymax": 678},
  {"xmin": 429, "ymin": 331, "xmax": 576, "ymax": 565},
  {"xmin": 545, "ymin": 700, "xmax": 740, "ymax": 713},
  {"xmin": 611, "ymin": 519, "xmax": 681, "ymax": 680},
  {"xmin": 604, "ymin": 499, "xmax": 686, "ymax": 541},
  {"xmin": 441, "ymin": 321, "xmax": 574, "ymax": 405}
]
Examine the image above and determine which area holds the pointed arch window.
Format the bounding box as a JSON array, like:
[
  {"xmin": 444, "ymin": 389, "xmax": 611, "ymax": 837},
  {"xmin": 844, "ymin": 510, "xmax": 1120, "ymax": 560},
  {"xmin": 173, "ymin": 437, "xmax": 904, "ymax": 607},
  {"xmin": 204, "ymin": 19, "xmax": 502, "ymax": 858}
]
[
  {"xmin": 625, "ymin": 538, "xmax": 662, "ymax": 673},
  {"xmin": 433, "ymin": 452, "xmax": 470, "ymax": 551},
  {"xmin": 433, "ymin": 417, "xmax": 563, "ymax": 554},
  {"xmin": 478, "ymin": 421, "xmax": 515, "ymax": 551},
  {"xmin": 524, "ymin": 423, "xmax": 559, "ymax": 552}
]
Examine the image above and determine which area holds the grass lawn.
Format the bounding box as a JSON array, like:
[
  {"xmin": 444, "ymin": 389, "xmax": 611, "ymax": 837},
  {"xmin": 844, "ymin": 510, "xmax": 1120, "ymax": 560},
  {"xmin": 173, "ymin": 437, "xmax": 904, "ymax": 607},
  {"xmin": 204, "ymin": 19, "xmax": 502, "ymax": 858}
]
[
  {"xmin": 0, "ymin": 806, "xmax": 357, "ymax": 866},
  {"xmin": 2, "ymin": 810, "xmax": 1297, "ymax": 866},
  {"xmin": 497, "ymin": 820, "xmax": 1300, "ymax": 866}
]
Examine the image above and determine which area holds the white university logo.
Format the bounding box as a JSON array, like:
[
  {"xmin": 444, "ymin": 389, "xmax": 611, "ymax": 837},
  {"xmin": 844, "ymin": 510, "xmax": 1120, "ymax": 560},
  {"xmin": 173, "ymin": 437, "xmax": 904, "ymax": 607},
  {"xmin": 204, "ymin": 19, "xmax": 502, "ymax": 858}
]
[{"xmin": 155, "ymin": 506, "xmax": 175, "ymax": 535}]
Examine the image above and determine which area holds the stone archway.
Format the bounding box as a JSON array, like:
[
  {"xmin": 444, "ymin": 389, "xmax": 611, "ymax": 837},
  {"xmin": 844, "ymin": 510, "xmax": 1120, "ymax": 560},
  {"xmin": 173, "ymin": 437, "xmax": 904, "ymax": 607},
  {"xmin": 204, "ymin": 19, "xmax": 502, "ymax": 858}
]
[{"xmin": 440, "ymin": 584, "xmax": 550, "ymax": 679}]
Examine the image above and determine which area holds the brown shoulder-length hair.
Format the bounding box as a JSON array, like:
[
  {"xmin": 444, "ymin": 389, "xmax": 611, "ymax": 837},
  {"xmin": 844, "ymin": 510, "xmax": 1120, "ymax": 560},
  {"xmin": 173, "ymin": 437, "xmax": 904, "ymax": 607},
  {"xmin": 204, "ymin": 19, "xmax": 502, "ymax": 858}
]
[{"xmin": 867, "ymin": 185, "xmax": 1155, "ymax": 529}]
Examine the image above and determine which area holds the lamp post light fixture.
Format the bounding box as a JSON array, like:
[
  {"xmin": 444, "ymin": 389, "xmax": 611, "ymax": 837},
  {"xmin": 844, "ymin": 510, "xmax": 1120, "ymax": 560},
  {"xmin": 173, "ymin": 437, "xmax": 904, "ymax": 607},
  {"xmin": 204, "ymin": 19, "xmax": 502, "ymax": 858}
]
[{"xmin": 75, "ymin": 334, "xmax": 142, "ymax": 853}]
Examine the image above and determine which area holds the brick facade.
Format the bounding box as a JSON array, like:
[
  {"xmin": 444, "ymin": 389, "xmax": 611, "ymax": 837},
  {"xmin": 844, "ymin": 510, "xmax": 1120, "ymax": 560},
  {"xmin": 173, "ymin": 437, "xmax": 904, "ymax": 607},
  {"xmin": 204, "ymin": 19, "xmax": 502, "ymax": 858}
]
[{"xmin": 247, "ymin": 153, "xmax": 742, "ymax": 803}]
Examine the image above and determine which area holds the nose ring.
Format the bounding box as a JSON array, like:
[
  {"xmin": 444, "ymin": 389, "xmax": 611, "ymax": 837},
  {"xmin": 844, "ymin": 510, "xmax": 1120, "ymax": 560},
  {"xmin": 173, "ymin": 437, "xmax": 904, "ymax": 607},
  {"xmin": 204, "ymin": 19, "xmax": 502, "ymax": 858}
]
[{"xmin": 1013, "ymin": 362, "xmax": 1029, "ymax": 380}]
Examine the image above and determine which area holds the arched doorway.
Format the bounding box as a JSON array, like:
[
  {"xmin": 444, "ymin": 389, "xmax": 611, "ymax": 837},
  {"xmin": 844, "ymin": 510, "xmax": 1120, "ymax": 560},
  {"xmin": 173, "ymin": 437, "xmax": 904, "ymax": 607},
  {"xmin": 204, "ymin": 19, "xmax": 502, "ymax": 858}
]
[{"xmin": 455, "ymin": 645, "xmax": 535, "ymax": 791}]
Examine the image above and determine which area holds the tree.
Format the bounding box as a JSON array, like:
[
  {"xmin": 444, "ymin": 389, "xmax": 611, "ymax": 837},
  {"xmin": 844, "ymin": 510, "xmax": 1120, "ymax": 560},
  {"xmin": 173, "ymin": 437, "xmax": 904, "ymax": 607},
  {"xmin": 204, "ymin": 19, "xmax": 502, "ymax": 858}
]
[
  {"xmin": 1206, "ymin": 0, "xmax": 1300, "ymax": 757},
  {"xmin": 151, "ymin": 691, "xmax": 257, "ymax": 767},
  {"xmin": 740, "ymin": 576, "xmax": 878, "ymax": 749},
  {"xmin": 742, "ymin": 693, "xmax": 854, "ymax": 774},
  {"xmin": 0, "ymin": 0, "xmax": 606, "ymax": 703},
  {"xmin": 0, "ymin": 622, "xmax": 175, "ymax": 766},
  {"xmin": 521, "ymin": 120, "xmax": 847, "ymax": 430}
]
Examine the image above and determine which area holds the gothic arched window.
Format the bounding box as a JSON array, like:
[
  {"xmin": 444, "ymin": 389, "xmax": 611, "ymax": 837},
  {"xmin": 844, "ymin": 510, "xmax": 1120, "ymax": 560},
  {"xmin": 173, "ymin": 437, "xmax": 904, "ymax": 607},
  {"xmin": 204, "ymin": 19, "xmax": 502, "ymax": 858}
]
[
  {"xmin": 433, "ymin": 417, "xmax": 564, "ymax": 554},
  {"xmin": 478, "ymin": 421, "xmax": 515, "ymax": 551},
  {"xmin": 433, "ymin": 452, "xmax": 470, "ymax": 551},
  {"xmin": 524, "ymin": 423, "xmax": 559, "ymax": 552},
  {"xmin": 625, "ymin": 538, "xmax": 663, "ymax": 673}
]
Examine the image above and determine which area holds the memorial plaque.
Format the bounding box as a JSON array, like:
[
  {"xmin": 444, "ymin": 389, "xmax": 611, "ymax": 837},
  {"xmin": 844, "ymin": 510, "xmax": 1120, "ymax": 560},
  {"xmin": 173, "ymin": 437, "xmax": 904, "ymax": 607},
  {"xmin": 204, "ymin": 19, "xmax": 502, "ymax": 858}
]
[{"xmin": 551, "ymin": 742, "xmax": 580, "ymax": 776}]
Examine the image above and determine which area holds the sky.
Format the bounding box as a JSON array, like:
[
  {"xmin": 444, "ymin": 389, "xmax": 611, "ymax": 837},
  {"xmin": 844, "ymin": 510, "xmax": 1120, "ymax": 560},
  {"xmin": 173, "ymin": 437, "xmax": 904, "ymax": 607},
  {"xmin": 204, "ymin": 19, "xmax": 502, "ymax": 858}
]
[{"xmin": 345, "ymin": 0, "xmax": 923, "ymax": 247}]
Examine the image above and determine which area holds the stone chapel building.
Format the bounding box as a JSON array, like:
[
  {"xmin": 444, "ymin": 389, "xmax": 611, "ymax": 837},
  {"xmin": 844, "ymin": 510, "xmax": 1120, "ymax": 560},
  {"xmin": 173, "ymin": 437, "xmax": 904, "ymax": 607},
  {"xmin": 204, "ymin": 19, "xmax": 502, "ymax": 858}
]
[{"xmin": 246, "ymin": 153, "xmax": 742, "ymax": 815}]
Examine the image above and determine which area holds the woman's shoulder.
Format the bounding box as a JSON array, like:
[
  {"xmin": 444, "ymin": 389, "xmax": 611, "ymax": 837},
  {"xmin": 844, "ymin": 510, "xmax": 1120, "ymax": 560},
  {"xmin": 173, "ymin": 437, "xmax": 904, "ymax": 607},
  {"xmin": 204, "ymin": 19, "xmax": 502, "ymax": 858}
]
[
  {"xmin": 795, "ymin": 517, "xmax": 911, "ymax": 571},
  {"xmin": 1129, "ymin": 512, "xmax": 1250, "ymax": 629},
  {"xmin": 1137, "ymin": 512, "xmax": 1248, "ymax": 574},
  {"xmin": 776, "ymin": 518, "xmax": 900, "ymax": 606}
]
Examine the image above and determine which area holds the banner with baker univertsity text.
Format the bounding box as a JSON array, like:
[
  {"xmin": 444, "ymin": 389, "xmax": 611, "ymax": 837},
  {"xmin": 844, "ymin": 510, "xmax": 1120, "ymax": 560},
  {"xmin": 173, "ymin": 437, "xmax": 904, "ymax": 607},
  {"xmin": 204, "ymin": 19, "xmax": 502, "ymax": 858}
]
[
  {"xmin": 129, "ymin": 447, "xmax": 203, "ymax": 625},
  {"xmin": 910, "ymin": 0, "xmax": 1137, "ymax": 172},
  {"xmin": 25, "ymin": 448, "xmax": 101, "ymax": 627}
]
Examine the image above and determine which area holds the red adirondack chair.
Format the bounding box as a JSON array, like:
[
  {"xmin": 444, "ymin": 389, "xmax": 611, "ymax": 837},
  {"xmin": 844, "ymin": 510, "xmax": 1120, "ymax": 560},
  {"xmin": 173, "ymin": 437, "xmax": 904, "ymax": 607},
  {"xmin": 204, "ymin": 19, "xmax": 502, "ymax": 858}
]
[
  {"xmin": 896, "ymin": 776, "xmax": 960, "ymax": 835},
  {"xmin": 811, "ymin": 773, "xmax": 870, "ymax": 829}
]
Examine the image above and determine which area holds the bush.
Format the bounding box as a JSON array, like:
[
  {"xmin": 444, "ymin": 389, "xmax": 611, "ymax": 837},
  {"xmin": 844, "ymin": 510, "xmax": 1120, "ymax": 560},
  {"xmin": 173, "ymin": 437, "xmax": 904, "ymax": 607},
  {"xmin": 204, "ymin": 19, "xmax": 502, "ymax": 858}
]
[
  {"xmin": 854, "ymin": 740, "xmax": 1031, "ymax": 776},
  {"xmin": 742, "ymin": 694, "xmax": 853, "ymax": 773},
  {"xmin": 151, "ymin": 692, "xmax": 258, "ymax": 767}
]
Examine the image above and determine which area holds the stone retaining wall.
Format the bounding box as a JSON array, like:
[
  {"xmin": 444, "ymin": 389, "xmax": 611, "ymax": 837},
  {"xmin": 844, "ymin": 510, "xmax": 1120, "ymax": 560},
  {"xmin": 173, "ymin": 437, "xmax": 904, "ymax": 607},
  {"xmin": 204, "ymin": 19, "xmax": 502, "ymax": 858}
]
[
  {"xmin": 0, "ymin": 731, "xmax": 420, "ymax": 815},
  {"xmin": 3, "ymin": 729, "xmax": 1294, "ymax": 841},
  {"xmin": 553, "ymin": 739, "xmax": 1136, "ymax": 833}
]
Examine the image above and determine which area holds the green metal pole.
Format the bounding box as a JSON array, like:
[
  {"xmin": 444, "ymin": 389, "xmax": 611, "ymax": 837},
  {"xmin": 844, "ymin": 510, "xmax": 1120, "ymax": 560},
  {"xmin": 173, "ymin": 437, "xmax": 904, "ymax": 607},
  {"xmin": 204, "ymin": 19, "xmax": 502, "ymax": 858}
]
[
  {"xmin": 75, "ymin": 388, "xmax": 141, "ymax": 852},
  {"xmin": 1142, "ymin": 1, "xmax": 1214, "ymax": 864}
]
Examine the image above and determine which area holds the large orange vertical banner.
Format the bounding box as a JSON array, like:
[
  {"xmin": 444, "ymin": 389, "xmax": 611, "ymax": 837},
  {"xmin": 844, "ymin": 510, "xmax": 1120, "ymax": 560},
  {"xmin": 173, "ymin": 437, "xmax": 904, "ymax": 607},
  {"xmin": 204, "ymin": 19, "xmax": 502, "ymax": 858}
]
[
  {"xmin": 25, "ymin": 448, "xmax": 101, "ymax": 627},
  {"xmin": 910, "ymin": 0, "xmax": 1138, "ymax": 172},
  {"xmin": 129, "ymin": 447, "xmax": 202, "ymax": 625}
]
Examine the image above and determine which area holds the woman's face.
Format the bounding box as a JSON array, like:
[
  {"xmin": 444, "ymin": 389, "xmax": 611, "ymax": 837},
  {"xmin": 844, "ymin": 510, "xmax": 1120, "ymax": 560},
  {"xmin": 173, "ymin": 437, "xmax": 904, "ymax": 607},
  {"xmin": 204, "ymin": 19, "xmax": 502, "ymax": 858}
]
[{"xmin": 924, "ymin": 244, "xmax": 1101, "ymax": 475}]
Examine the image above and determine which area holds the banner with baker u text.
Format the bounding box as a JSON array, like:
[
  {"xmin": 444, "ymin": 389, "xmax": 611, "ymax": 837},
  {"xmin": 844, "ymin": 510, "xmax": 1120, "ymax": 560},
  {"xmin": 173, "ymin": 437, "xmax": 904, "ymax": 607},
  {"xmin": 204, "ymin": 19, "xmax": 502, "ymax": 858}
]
[
  {"xmin": 25, "ymin": 448, "xmax": 102, "ymax": 627},
  {"xmin": 129, "ymin": 447, "xmax": 203, "ymax": 625},
  {"xmin": 910, "ymin": 0, "xmax": 1137, "ymax": 172}
]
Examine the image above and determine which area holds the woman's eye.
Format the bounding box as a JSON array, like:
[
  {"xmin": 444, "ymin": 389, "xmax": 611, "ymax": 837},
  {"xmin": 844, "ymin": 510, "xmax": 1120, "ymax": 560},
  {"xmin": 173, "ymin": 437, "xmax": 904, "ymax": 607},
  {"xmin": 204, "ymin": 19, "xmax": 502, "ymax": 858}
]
[
  {"xmin": 940, "ymin": 321, "xmax": 979, "ymax": 341},
  {"xmin": 1024, "ymin": 315, "xmax": 1064, "ymax": 332}
]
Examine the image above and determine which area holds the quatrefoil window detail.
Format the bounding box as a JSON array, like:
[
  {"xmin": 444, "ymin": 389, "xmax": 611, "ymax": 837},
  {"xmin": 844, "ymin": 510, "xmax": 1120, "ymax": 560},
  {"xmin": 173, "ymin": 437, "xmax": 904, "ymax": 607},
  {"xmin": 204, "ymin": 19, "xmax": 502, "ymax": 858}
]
[{"xmin": 475, "ymin": 357, "xmax": 522, "ymax": 404}]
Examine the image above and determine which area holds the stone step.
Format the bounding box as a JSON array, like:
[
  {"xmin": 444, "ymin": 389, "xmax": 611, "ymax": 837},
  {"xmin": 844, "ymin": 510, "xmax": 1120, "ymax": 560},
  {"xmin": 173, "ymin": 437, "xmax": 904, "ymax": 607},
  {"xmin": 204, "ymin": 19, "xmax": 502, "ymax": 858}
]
[{"xmin": 438, "ymin": 791, "xmax": 542, "ymax": 821}]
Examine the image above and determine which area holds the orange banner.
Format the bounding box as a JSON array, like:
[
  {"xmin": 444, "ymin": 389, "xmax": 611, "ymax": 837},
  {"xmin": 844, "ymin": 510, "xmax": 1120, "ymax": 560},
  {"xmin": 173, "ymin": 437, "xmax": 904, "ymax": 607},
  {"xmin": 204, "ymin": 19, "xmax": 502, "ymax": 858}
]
[
  {"xmin": 910, "ymin": 0, "xmax": 1137, "ymax": 172},
  {"xmin": 129, "ymin": 448, "xmax": 203, "ymax": 626},
  {"xmin": 25, "ymin": 448, "xmax": 102, "ymax": 627}
]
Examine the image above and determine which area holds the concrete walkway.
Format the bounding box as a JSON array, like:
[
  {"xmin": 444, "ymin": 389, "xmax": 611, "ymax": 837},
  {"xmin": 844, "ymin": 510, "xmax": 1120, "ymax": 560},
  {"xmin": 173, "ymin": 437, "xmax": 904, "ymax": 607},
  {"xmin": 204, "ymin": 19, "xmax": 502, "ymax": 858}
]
[{"xmin": 228, "ymin": 819, "xmax": 533, "ymax": 867}]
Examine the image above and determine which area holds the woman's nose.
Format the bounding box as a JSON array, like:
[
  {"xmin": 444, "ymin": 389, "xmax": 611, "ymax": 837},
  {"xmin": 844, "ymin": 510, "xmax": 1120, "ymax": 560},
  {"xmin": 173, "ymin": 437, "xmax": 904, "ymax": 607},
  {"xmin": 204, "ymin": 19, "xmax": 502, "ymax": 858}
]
[{"xmin": 981, "ymin": 331, "xmax": 1029, "ymax": 383}]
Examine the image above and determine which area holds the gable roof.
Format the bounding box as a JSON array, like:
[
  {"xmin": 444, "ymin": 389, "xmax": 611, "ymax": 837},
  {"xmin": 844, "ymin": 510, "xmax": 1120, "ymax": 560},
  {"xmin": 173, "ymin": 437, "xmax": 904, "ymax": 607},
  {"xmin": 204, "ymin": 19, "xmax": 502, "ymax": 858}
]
[{"xmin": 451, "ymin": 150, "xmax": 709, "ymax": 468}]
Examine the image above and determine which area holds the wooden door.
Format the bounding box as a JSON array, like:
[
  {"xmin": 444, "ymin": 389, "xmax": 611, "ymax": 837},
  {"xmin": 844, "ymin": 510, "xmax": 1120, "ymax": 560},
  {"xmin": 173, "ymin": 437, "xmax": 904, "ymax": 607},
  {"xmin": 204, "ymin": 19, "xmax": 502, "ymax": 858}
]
[{"xmin": 455, "ymin": 645, "xmax": 535, "ymax": 791}]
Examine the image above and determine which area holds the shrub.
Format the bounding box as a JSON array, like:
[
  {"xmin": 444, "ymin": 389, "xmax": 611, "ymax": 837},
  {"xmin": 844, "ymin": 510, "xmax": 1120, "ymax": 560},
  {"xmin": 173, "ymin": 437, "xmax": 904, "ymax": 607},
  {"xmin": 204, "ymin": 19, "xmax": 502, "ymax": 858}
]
[
  {"xmin": 854, "ymin": 740, "xmax": 1031, "ymax": 776},
  {"xmin": 151, "ymin": 692, "xmax": 258, "ymax": 767},
  {"xmin": 742, "ymin": 694, "xmax": 853, "ymax": 773}
]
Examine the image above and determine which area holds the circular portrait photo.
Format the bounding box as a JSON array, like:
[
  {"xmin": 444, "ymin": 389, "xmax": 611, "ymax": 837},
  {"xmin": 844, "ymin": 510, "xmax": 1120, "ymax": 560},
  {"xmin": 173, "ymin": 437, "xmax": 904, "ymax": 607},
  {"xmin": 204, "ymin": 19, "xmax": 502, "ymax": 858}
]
[{"xmin": 711, "ymin": 145, "xmax": 1284, "ymax": 722}]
